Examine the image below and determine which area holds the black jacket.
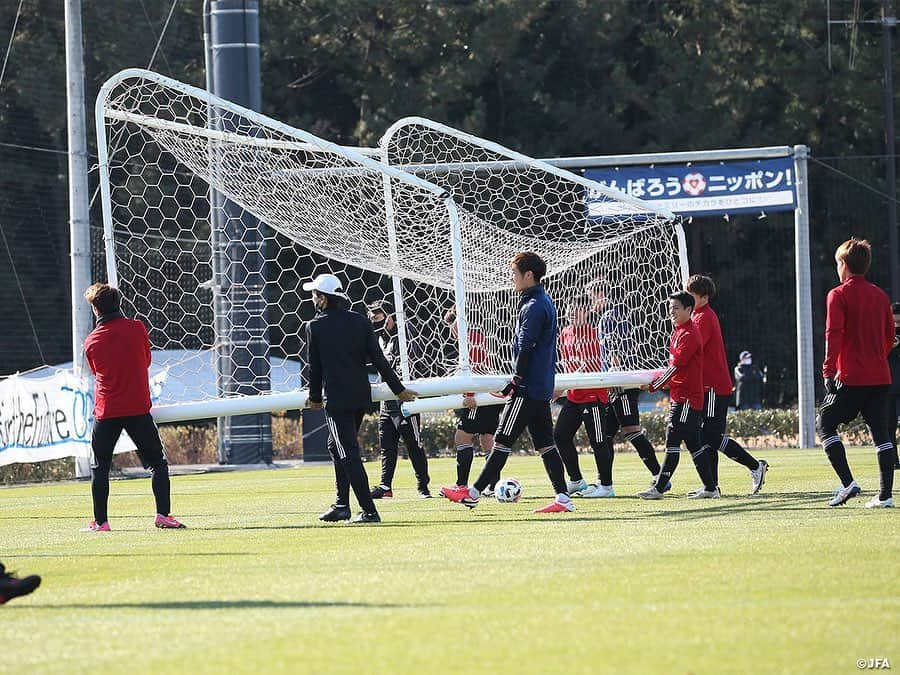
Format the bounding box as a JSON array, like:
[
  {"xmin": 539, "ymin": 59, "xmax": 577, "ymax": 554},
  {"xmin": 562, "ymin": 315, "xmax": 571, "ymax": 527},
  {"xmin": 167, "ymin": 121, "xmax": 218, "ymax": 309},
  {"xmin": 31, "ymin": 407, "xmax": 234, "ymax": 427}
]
[
  {"xmin": 889, "ymin": 328, "xmax": 900, "ymax": 394},
  {"xmin": 307, "ymin": 306, "xmax": 406, "ymax": 412}
]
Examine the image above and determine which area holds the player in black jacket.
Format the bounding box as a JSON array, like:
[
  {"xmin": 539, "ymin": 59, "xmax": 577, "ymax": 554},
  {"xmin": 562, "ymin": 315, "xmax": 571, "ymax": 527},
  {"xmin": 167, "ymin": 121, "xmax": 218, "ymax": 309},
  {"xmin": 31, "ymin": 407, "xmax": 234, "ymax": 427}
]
[
  {"xmin": 888, "ymin": 302, "xmax": 900, "ymax": 469},
  {"xmin": 304, "ymin": 274, "xmax": 417, "ymax": 523},
  {"xmin": 367, "ymin": 302, "xmax": 431, "ymax": 499}
]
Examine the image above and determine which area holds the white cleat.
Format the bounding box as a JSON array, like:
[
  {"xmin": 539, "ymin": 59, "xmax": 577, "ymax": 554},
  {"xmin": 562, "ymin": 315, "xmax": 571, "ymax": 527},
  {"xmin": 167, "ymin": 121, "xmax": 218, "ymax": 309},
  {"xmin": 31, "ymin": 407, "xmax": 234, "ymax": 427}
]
[
  {"xmin": 750, "ymin": 460, "xmax": 769, "ymax": 495},
  {"xmin": 687, "ymin": 487, "xmax": 721, "ymax": 499},
  {"xmin": 639, "ymin": 486, "xmax": 664, "ymax": 500},
  {"xmin": 864, "ymin": 496, "xmax": 894, "ymax": 508},
  {"xmin": 581, "ymin": 483, "xmax": 615, "ymax": 498},
  {"xmin": 566, "ymin": 478, "xmax": 588, "ymax": 495},
  {"xmin": 828, "ymin": 480, "xmax": 861, "ymax": 507}
]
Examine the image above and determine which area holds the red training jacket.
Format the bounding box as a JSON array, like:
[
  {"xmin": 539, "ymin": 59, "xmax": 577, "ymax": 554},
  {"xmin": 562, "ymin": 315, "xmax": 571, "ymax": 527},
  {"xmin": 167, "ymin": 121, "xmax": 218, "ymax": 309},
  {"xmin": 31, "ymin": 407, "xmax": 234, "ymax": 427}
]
[
  {"xmin": 823, "ymin": 276, "xmax": 893, "ymax": 385},
  {"xmin": 650, "ymin": 320, "xmax": 704, "ymax": 410},
  {"xmin": 84, "ymin": 316, "xmax": 153, "ymax": 419},
  {"xmin": 559, "ymin": 324, "xmax": 608, "ymax": 404},
  {"xmin": 691, "ymin": 303, "xmax": 734, "ymax": 395},
  {"xmin": 468, "ymin": 329, "xmax": 489, "ymax": 374}
]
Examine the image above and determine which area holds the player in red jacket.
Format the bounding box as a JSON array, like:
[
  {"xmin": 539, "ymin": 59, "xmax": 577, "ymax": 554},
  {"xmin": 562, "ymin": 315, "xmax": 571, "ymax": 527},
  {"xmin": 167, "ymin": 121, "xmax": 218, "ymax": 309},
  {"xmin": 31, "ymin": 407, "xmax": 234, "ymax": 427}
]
[
  {"xmin": 82, "ymin": 283, "xmax": 185, "ymax": 531},
  {"xmin": 553, "ymin": 299, "xmax": 614, "ymax": 498},
  {"xmin": 686, "ymin": 275, "xmax": 769, "ymax": 495},
  {"xmin": 639, "ymin": 291, "xmax": 717, "ymax": 500},
  {"xmin": 819, "ymin": 239, "xmax": 896, "ymax": 508}
]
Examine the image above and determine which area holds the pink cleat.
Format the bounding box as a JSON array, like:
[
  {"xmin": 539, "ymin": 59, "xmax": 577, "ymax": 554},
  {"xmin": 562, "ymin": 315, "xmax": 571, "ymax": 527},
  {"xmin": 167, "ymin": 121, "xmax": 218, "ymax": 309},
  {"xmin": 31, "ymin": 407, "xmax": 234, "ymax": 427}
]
[
  {"xmin": 81, "ymin": 520, "xmax": 111, "ymax": 532},
  {"xmin": 154, "ymin": 514, "xmax": 186, "ymax": 529},
  {"xmin": 439, "ymin": 485, "xmax": 479, "ymax": 509},
  {"xmin": 533, "ymin": 497, "xmax": 576, "ymax": 514}
]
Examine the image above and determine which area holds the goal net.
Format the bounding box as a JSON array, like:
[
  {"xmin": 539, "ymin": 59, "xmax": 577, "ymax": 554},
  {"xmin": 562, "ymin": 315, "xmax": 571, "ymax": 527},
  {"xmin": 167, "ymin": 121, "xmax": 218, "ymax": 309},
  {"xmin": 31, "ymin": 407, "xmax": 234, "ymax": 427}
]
[{"xmin": 95, "ymin": 69, "xmax": 686, "ymax": 421}]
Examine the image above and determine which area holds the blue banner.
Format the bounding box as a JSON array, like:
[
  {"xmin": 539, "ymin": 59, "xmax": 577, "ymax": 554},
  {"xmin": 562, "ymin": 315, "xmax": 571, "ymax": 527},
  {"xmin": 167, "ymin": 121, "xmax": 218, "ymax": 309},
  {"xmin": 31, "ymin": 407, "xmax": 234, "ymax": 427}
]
[{"xmin": 585, "ymin": 157, "xmax": 796, "ymax": 217}]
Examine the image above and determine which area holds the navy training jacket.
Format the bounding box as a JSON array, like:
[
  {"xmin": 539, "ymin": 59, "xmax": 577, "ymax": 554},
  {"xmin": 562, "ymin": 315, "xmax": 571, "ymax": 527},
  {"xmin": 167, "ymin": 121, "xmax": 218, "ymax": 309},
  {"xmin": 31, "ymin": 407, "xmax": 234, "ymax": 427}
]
[{"xmin": 512, "ymin": 284, "xmax": 558, "ymax": 400}]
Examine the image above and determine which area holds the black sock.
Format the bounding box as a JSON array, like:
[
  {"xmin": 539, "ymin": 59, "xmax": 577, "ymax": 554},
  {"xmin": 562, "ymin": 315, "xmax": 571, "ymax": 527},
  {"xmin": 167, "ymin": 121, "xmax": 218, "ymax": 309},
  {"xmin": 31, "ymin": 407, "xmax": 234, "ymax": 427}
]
[
  {"xmin": 91, "ymin": 463, "xmax": 111, "ymax": 523},
  {"xmin": 877, "ymin": 444, "xmax": 895, "ymax": 500},
  {"xmin": 380, "ymin": 447, "xmax": 398, "ymax": 488},
  {"xmin": 690, "ymin": 447, "xmax": 717, "ymax": 491},
  {"xmin": 706, "ymin": 444, "xmax": 720, "ymax": 485},
  {"xmin": 150, "ymin": 461, "xmax": 171, "ymax": 516},
  {"xmin": 824, "ymin": 437, "xmax": 854, "ymax": 486},
  {"xmin": 592, "ymin": 439, "xmax": 614, "ymax": 486},
  {"xmin": 456, "ymin": 444, "xmax": 474, "ymax": 486},
  {"xmin": 474, "ymin": 448, "xmax": 510, "ymax": 492},
  {"xmin": 721, "ymin": 437, "xmax": 759, "ymax": 471},
  {"xmin": 656, "ymin": 449, "xmax": 680, "ymax": 491},
  {"xmin": 540, "ymin": 446, "xmax": 568, "ymax": 495},
  {"xmin": 627, "ymin": 430, "xmax": 660, "ymax": 475},
  {"xmin": 556, "ymin": 437, "xmax": 583, "ymax": 482}
]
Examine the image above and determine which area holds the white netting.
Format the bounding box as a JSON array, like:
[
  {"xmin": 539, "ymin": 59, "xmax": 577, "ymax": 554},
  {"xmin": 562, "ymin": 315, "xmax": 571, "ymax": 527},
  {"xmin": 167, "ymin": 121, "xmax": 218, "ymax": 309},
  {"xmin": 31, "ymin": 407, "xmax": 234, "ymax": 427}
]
[
  {"xmin": 96, "ymin": 70, "xmax": 685, "ymax": 412},
  {"xmin": 380, "ymin": 118, "xmax": 685, "ymax": 373}
]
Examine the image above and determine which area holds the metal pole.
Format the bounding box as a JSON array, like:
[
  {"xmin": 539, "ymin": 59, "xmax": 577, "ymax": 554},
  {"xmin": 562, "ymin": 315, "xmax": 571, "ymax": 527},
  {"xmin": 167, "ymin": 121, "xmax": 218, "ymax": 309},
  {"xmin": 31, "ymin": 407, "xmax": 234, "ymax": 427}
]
[
  {"xmin": 446, "ymin": 200, "xmax": 471, "ymax": 374},
  {"xmin": 884, "ymin": 0, "xmax": 899, "ymax": 298},
  {"xmin": 381, "ymin": 173, "xmax": 412, "ymax": 380},
  {"xmin": 65, "ymin": 0, "xmax": 93, "ymax": 478},
  {"xmin": 203, "ymin": 0, "xmax": 227, "ymax": 464},
  {"xmin": 208, "ymin": 0, "xmax": 271, "ymax": 464},
  {"xmin": 793, "ymin": 146, "xmax": 816, "ymax": 448}
]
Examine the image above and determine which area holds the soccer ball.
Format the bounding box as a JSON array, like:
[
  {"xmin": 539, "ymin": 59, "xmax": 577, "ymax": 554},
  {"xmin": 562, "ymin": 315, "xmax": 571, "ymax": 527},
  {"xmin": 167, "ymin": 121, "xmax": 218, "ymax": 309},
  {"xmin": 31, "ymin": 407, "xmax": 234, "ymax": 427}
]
[{"xmin": 495, "ymin": 477, "xmax": 522, "ymax": 503}]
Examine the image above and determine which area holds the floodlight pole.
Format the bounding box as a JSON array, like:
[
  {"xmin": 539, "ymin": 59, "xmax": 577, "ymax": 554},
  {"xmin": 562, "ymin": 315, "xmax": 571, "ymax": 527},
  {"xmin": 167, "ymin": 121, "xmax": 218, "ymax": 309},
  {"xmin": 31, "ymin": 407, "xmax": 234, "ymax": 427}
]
[
  {"xmin": 205, "ymin": 0, "xmax": 272, "ymax": 464},
  {"xmin": 65, "ymin": 0, "xmax": 93, "ymax": 478},
  {"xmin": 883, "ymin": 0, "xmax": 899, "ymax": 298}
]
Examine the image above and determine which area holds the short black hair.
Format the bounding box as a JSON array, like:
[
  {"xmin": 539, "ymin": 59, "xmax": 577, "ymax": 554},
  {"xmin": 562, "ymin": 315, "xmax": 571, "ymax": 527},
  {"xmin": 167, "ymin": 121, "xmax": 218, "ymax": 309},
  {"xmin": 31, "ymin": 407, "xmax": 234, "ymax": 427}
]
[
  {"xmin": 84, "ymin": 283, "xmax": 122, "ymax": 314},
  {"xmin": 685, "ymin": 274, "xmax": 716, "ymax": 299},
  {"xmin": 510, "ymin": 251, "xmax": 547, "ymax": 282},
  {"xmin": 892, "ymin": 302, "xmax": 900, "ymax": 315},
  {"xmin": 669, "ymin": 290, "xmax": 695, "ymax": 309}
]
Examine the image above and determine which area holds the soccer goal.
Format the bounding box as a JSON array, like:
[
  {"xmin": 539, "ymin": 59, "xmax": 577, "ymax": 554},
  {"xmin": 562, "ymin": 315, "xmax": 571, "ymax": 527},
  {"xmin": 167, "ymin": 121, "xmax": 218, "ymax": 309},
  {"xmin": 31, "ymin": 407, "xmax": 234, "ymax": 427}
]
[{"xmin": 95, "ymin": 69, "xmax": 687, "ymax": 422}]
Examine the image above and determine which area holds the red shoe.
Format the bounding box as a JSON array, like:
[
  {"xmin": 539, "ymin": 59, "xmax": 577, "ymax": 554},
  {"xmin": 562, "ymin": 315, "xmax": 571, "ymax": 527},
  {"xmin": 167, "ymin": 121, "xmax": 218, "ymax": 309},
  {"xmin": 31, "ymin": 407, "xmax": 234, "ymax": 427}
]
[
  {"xmin": 154, "ymin": 514, "xmax": 186, "ymax": 529},
  {"xmin": 533, "ymin": 498, "xmax": 576, "ymax": 514},
  {"xmin": 80, "ymin": 520, "xmax": 111, "ymax": 532},
  {"xmin": 439, "ymin": 485, "xmax": 479, "ymax": 508}
]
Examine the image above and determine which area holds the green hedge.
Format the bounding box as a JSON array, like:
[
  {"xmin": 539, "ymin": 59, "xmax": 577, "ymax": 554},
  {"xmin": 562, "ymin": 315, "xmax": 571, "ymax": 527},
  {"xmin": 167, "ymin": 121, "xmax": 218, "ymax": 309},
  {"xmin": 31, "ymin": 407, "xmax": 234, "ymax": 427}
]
[{"xmin": 0, "ymin": 407, "xmax": 878, "ymax": 484}]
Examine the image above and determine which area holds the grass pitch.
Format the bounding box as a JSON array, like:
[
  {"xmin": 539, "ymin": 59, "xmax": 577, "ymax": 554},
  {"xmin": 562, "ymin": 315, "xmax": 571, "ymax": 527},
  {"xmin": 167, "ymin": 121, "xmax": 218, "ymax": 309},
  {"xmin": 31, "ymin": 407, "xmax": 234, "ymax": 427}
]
[{"xmin": 2, "ymin": 447, "xmax": 897, "ymax": 674}]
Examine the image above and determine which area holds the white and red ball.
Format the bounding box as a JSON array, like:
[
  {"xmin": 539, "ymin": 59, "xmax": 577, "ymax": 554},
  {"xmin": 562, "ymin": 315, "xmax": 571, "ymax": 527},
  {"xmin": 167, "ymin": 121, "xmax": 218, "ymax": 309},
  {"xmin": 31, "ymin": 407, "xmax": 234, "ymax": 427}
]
[{"xmin": 495, "ymin": 477, "xmax": 522, "ymax": 503}]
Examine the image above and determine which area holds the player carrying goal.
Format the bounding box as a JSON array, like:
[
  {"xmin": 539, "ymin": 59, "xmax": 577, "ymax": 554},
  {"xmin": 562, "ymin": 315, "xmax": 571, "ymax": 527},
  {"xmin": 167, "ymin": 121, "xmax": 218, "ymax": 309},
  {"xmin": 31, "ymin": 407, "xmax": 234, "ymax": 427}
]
[{"xmin": 441, "ymin": 252, "xmax": 575, "ymax": 514}]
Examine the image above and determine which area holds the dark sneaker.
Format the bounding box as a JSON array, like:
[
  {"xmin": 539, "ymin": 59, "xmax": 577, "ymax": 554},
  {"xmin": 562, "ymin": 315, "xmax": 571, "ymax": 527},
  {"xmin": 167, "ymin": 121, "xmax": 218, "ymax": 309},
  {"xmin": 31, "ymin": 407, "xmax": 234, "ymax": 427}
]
[
  {"xmin": 349, "ymin": 511, "xmax": 381, "ymax": 524},
  {"xmin": 319, "ymin": 504, "xmax": 351, "ymax": 522},
  {"xmin": 0, "ymin": 564, "xmax": 41, "ymax": 604},
  {"xmin": 370, "ymin": 485, "xmax": 393, "ymax": 499},
  {"xmin": 418, "ymin": 488, "xmax": 433, "ymax": 499}
]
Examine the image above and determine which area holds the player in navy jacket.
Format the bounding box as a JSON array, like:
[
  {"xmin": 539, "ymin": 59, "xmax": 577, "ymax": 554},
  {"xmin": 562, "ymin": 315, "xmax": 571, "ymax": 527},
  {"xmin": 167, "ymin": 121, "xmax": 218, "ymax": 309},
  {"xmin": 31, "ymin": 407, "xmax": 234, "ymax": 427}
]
[{"xmin": 441, "ymin": 252, "xmax": 575, "ymax": 513}]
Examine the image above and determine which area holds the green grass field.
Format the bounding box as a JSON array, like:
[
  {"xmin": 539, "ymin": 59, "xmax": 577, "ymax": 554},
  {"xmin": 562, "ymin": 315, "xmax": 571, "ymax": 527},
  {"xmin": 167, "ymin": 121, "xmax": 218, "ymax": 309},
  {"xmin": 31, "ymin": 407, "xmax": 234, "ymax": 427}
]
[{"xmin": 2, "ymin": 447, "xmax": 897, "ymax": 674}]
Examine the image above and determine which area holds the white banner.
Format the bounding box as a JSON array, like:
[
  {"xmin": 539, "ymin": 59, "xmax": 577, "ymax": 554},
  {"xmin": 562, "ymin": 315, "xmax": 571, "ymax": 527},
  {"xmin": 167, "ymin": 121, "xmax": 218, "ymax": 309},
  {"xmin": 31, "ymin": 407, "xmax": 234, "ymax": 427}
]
[{"xmin": 0, "ymin": 371, "xmax": 134, "ymax": 467}]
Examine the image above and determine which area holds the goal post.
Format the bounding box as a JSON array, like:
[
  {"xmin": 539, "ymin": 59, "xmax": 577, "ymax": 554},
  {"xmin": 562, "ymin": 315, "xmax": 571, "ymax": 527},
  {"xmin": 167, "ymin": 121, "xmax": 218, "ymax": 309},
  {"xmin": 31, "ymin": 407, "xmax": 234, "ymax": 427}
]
[{"xmin": 95, "ymin": 68, "xmax": 687, "ymax": 423}]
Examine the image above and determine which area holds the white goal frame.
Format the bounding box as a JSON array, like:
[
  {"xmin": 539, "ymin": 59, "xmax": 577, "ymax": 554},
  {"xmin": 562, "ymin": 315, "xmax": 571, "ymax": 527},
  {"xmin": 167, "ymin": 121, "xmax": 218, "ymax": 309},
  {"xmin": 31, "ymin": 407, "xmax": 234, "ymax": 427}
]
[{"xmin": 94, "ymin": 69, "xmax": 689, "ymax": 423}]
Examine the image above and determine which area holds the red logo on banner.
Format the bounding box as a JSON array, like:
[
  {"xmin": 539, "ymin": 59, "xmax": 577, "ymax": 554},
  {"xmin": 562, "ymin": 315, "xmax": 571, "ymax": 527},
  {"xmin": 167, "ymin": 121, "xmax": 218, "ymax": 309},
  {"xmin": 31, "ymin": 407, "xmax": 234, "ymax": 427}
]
[{"xmin": 682, "ymin": 172, "xmax": 707, "ymax": 196}]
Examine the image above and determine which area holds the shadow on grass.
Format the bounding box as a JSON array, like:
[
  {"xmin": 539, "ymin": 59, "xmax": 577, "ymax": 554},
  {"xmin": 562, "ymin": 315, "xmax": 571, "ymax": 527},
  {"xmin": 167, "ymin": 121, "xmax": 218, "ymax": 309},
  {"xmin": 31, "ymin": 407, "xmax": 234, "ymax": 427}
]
[
  {"xmin": 643, "ymin": 491, "xmax": 836, "ymax": 521},
  {"xmin": 12, "ymin": 600, "xmax": 415, "ymax": 610},
  {"xmin": 6, "ymin": 552, "xmax": 257, "ymax": 558}
]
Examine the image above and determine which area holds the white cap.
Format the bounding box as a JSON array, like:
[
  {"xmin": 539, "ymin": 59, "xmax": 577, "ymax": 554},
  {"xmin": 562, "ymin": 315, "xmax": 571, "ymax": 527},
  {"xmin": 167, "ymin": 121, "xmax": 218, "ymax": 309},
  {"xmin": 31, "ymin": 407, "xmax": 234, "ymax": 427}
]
[{"xmin": 302, "ymin": 273, "xmax": 347, "ymax": 297}]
